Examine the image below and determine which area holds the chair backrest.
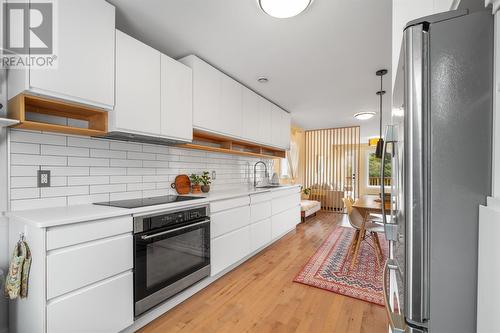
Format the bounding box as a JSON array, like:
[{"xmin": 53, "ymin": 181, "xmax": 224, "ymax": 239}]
[{"xmin": 343, "ymin": 198, "xmax": 365, "ymax": 230}]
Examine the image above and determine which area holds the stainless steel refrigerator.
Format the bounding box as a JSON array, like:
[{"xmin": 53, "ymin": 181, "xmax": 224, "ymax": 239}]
[{"xmin": 383, "ymin": 9, "xmax": 493, "ymax": 333}]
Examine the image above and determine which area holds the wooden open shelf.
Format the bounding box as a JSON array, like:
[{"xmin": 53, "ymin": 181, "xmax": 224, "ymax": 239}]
[
  {"xmin": 7, "ymin": 93, "xmax": 108, "ymax": 136},
  {"xmin": 178, "ymin": 130, "xmax": 286, "ymax": 159}
]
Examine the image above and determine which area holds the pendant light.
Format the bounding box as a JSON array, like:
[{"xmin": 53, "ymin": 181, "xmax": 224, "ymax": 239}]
[{"xmin": 375, "ymin": 69, "xmax": 387, "ymax": 159}]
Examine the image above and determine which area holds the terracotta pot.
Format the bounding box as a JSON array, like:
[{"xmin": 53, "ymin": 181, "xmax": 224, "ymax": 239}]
[
  {"xmin": 191, "ymin": 184, "xmax": 202, "ymax": 194},
  {"xmin": 302, "ymin": 194, "xmax": 310, "ymax": 200},
  {"xmin": 201, "ymin": 185, "xmax": 210, "ymax": 193}
]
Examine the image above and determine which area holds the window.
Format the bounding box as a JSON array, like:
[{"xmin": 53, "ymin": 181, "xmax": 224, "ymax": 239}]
[
  {"xmin": 280, "ymin": 158, "xmax": 289, "ymax": 178},
  {"xmin": 367, "ymin": 151, "xmax": 391, "ymax": 187}
]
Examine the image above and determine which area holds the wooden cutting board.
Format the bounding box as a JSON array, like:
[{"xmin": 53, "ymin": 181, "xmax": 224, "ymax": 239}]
[{"xmin": 171, "ymin": 174, "xmax": 191, "ymax": 194}]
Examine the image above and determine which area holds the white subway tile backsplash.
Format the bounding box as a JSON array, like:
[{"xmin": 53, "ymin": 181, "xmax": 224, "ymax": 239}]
[
  {"xmin": 68, "ymin": 176, "xmax": 109, "ymax": 186},
  {"xmin": 11, "ymin": 154, "xmax": 67, "ymax": 166},
  {"xmin": 110, "ymin": 159, "xmax": 142, "ymax": 168},
  {"xmin": 90, "ymin": 184, "xmax": 127, "ymax": 194},
  {"xmin": 127, "ymin": 182, "xmax": 155, "ymax": 191},
  {"xmin": 11, "ymin": 176, "xmax": 67, "ymax": 188},
  {"xmin": 68, "ymin": 157, "xmax": 109, "ymax": 167},
  {"xmin": 145, "ymin": 160, "xmax": 170, "ymax": 168},
  {"xmin": 11, "ymin": 188, "xmax": 40, "ymax": 200},
  {"xmin": 109, "ymin": 141, "xmax": 142, "ymax": 152},
  {"xmin": 109, "ymin": 191, "xmax": 142, "ymax": 201},
  {"xmin": 127, "ymin": 168, "xmax": 156, "ymax": 176},
  {"xmin": 10, "ymin": 197, "xmax": 67, "ymax": 211},
  {"xmin": 143, "ymin": 145, "xmax": 170, "ymax": 154},
  {"xmin": 127, "ymin": 151, "xmax": 156, "ymax": 161},
  {"xmin": 90, "ymin": 167, "xmax": 127, "ymax": 176},
  {"xmin": 90, "ymin": 149, "xmax": 127, "ymax": 159},
  {"xmin": 10, "ymin": 165, "xmax": 39, "ymax": 177},
  {"xmin": 10, "ymin": 130, "xmax": 67, "ymax": 146},
  {"xmin": 46, "ymin": 166, "xmax": 89, "ymax": 176},
  {"xmin": 10, "ymin": 142, "xmax": 40, "ymax": 154},
  {"xmin": 67, "ymin": 193, "xmax": 110, "ymax": 206},
  {"xmin": 68, "ymin": 137, "xmax": 109, "ymax": 149},
  {"xmin": 41, "ymin": 145, "xmax": 89, "ymax": 157},
  {"xmin": 41, "ymin": 186, "xmax": 89, "ymax": 198},
  {"xmin": 109, "ymin": 175, "xmax": 142, "ymax": 184},
  {"xmin": 8, "ymin": 129, "xmax": 272, "ymax": 210}
]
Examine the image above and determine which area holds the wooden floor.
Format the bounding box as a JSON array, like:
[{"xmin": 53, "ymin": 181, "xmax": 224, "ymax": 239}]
[{"xmin": 139, "ymin": 212, "xmax": 388, "ymax": 333}]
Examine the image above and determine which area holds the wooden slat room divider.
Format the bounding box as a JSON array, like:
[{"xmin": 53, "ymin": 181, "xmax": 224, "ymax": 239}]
[{"xmin": 304, "ymin": 126, "xmax": 360, "ymax": 212}]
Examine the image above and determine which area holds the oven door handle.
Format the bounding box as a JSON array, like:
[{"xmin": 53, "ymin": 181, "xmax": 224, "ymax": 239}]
[{"xmin": 140, "ymin": 219, "xmax": 210, "ymax": 240}]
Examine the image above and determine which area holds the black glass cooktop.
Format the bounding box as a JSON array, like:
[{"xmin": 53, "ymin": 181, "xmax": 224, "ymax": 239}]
[{"xmin": 94, "ymin": 195, "xmax": 204, "ymax": 209}]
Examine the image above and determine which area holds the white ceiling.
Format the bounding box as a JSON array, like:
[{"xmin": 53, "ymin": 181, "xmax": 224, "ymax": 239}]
[{"xmin": 108, "ymin": 0, "xmax": 392, "ymax": 141}]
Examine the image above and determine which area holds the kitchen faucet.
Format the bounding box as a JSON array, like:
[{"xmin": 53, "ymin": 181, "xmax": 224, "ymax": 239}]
[{"xmin": 253, "ymin": 161, "xmax": 268, "ymax": 187}]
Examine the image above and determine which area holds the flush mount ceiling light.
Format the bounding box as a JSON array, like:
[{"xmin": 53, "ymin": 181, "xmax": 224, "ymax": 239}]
[
  {"xmin": 258, "ymin": 77, "xmax": 269, "ymax": 83},
  {"xmin": 258, "ymin": 0, "xmax": 313, "ymax": 18},
  {"xmin": 353, "ymin": 111, "xmax": 376, "ymax": 121}
]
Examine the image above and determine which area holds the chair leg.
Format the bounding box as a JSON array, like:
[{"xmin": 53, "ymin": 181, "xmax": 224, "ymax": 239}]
[
  {"xmin": 371, "ymin": 232, "xmax": 381, "ymax": 269},
  {"xmin": 349, "ymin": 230, "xmax": 360, "ymax": 255},
  {"xmin": 374, "ymin": 232, "xmax": 384, "ymax": 260},
  {"xmin": 351, "ymin": 227, "xmax": 365, "ymax": 270}
]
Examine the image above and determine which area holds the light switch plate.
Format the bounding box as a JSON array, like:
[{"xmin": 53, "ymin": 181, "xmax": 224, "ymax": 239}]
[{"xmin": 37, "ymin": 170, "xmax": 51, "ymax": 187}]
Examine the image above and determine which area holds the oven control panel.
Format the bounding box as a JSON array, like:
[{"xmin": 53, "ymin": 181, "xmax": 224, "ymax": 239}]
[{"xmin": 134, "ymin": 206, "xmax": 208, "ymax": 233}]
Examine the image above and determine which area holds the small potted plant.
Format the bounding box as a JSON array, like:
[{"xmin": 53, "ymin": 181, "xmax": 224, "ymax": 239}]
[
  {"xmin": 200, "ymin": 171, "xmax": 212, "ymax": 193},
  {"xmin": 302, "ymin": 187, "xmax": 311, "ymax": 200},
  {"xmin": 190, "ymin": 174, "xmax": 202, "ymax": 194}
]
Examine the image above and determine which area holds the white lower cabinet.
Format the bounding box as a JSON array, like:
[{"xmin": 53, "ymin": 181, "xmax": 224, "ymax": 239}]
[
  {"xmin": 211, "ymin": 206, "xmax": 250, "ymax": 238},
  {"xmin": 211, "ymin": 226, "xmax": 251, "ymax": 276},
  {"xmin": 250, "ymin": 218, "xmax": 272, "ymax": 252},
  {"xmin": 47, "ymin": 234, "xmax": 133, "ymax": 299},
  {"xmin": 271, "ymin": 205, "xmax": 300, "ymax": 240},
  {"xmin": 47, "ymin": 272, "xmax": 133, "ymax": 333}
]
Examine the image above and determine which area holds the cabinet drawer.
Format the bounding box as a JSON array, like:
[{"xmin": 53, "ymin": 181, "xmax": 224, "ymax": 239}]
[
  {"xmin": 47, "ymin": 215, "xmax": 132, "ymax": 250},
  {"xmin": 271, "ymin": 186, "xmax": 300, "ymax": 199},
  {"xmin": 211, "ymin": 226, "xmax": 250, "ymax": 276},
  {"xmin": 210, "ymin": 196, "xmax": 250, "ymax": 213},
  {"xmin": 211, "ymin": 206, "xmax": 250, "ymax": 239},
  {"xmin": 47, "ymin": 234, "xmax": 133, "ymax": 299},
  {"xmin": 250, "ymin": 218, "xmax": 271, "ymax": 252},
  {"xmin": 250, "ymin": 191, "xmax": 272, "ymax": 204},
  {"xmin": 271, "ymin": 205, "xmax": 300, "ymax": 240},
  {"xmin": 272, "ymin": 193, "xmax": 301, "ymax": 215},
  {"xmin": 251, "ymin": 201, "xmax": 271, "ymax": 223},
  {"xmin": 47, "ymin": 272, "xmax": 133, "ymax": 333}
]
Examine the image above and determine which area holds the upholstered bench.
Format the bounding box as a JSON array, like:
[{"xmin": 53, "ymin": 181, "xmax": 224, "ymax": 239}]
[{"xmin": 300, "ymin": 200, "xmax": 321, "ymax": 222}]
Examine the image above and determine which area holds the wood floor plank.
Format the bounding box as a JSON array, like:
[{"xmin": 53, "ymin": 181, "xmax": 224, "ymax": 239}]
[{"xmin": 139, "ymin": 212, "xmax": 388, "ymax": 333}]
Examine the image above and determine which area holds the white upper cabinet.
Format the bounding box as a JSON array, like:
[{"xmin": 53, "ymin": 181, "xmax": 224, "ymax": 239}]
[
  {"xmin": 271, "ymin": 104, "xmax": 291, "ymax": 150},
  {"xmin": 180, "ymin": 55, "xmax": 290, "ymax": 149},
  {"xmin": 242, "ymin": 87, "xmax": 261, "ymax": 142},
  {"xmin": 259, "ymin": 96, "xmax": 273, "ymax": 145},
  {"xmin": 281, "ymin": 111, "xmax": 291, "ymax": 150},
  {"xmin": 28, "ymin": 0, "xmax": 115, "ymax": 109},
  {"xmin": 113, "ymin": 31, "xmax": 193, "ymax": 142},
  {"xmin": 113, "ymin": 30, "xmax": 161, "ymax": 135},
  {"xmin": 161, "ymin": 55, "xmax": 193, "ymax": 142},
  {"xmin": 220, "ymin": 76, "xmax": 243, "ymax": 137},
  {"xmin": 179, "ymin": 55, "xmax": 221, "ymax": 132}
]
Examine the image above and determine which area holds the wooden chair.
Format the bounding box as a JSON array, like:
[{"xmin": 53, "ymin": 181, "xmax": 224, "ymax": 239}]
[{"xmin": 343, "ymin": 198, "xmax": 385, "ymax": 269}]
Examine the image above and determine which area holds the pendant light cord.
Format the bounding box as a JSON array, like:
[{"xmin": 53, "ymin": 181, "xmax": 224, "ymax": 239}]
[{"xmin": 379, "ymin": 75, "xmax": 383, "ymax": 139}]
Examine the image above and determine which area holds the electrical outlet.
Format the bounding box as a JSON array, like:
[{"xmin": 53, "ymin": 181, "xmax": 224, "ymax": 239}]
[
  {"xmin": 211, "ymin": 171, "xmax": 216, "ymax": 180},
  {"xmin": 37, "ymin": 170, "xmax": 51, "ymax": 187}
]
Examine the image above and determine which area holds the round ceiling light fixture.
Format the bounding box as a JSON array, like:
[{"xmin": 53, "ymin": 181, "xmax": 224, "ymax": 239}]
[
  {"xmin": 258, "ymin": 77, "xmax": 269, "ymax": 83},
  {"xmin": 258, "ymin": 0, "xmax": 313, "ymax": 18},
  {"xmin": 353, "ymin": 111, "xmax": 376, "ymax": 121}
]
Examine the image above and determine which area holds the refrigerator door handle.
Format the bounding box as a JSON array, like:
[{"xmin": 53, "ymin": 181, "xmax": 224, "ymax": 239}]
[
  {"xmin": 404, "ymin": 23, "xmax": 430, "ymax": 324},
  {"xmin": 383, "ymin": 259, "xmax": 406, "ymax": 333}
]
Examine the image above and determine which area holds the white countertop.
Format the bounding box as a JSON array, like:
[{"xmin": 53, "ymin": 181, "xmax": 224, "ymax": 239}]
[{"xmin": 5, "ymin": 185, "xmax": 301, "ymax": 228}]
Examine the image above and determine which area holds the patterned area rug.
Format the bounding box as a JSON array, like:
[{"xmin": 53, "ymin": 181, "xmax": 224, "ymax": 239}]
[{"xmin": 294, "ymin": 226, "xmax": 388, "ymax": 306}]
